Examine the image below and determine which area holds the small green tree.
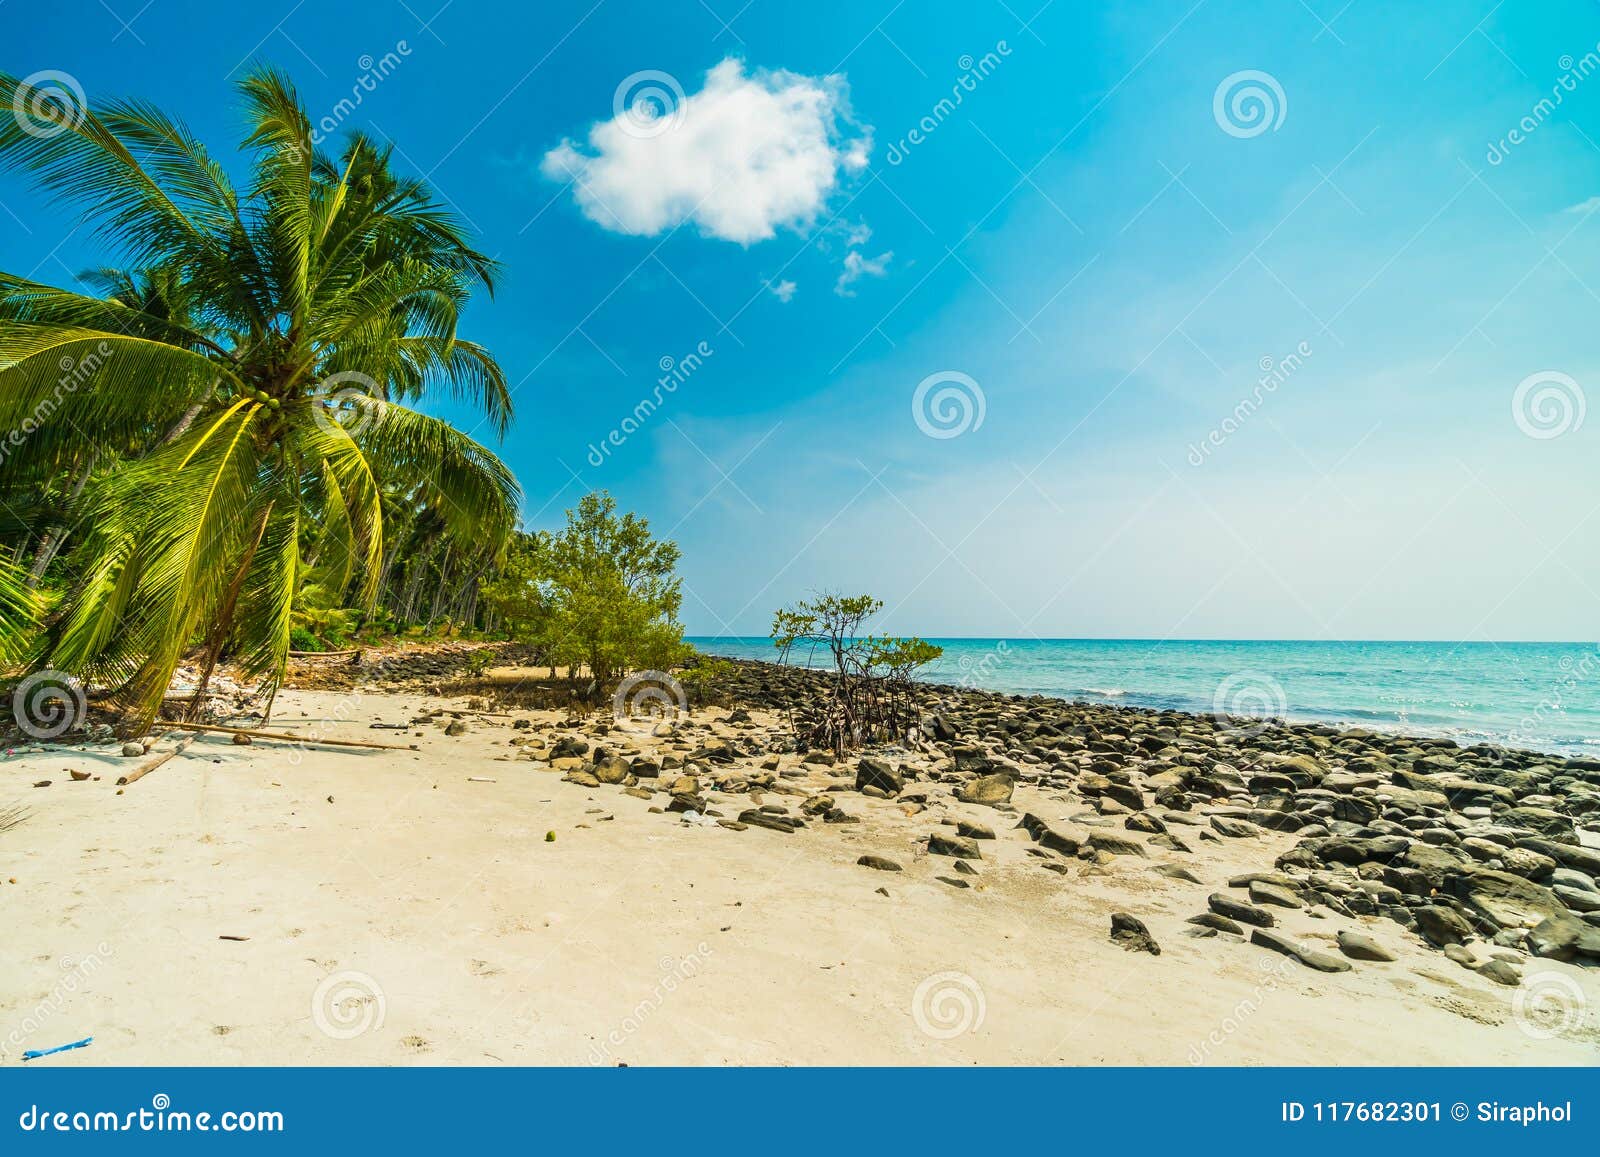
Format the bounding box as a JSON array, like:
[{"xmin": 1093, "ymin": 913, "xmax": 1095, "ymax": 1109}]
[
  {"xmin": 771, "ymin": 593, "xmax": 941, "ymax": 751},
  {"xmin": 479, "ymin": 530, "xmax": 553, "ymax": 641},
  {"xmin": 532, "ymin": 492, "xmax": 686, "ymax": 687}
]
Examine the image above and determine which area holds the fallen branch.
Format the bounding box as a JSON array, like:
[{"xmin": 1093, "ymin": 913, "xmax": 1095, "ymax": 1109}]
[
  {"xmin": 162, "ymin": 720, "xmax": 414, "ymax": 751},
  {"xmin": 117, "ymin": 734, "xmax": 197, "ymax": 786},
  {"xmin": 288, "ymin": 648, "xmax": 362, "ymax": 658}
]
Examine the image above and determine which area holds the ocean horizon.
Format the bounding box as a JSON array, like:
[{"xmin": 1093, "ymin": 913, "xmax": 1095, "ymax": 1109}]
[{"xmin": 688, "ymin": 636, "xmax": 1600, "ymax": 758}]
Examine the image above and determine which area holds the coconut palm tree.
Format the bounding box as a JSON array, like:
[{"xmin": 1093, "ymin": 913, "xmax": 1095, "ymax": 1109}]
[{"xmin": 0, "ymin": 67, "xmax": 520, "ymax": 727}]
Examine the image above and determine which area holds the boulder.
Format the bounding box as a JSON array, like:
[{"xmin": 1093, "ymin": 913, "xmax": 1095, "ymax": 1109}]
[
  {"xmin": 1447, "ymin": 869, "xmax": 1568, "ymax": 930},
  {"xmin": 957, "ymin": 772, "xmax": 1015, "ymax": 807},
  {"xmin": 855, "ymin": 757, "xmax": 903, "ymax": 797}
]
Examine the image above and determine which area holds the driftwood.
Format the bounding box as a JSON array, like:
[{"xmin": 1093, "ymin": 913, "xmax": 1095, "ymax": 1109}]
[
  {"xmin": 288, "ymin": 648, "xmax": 362, "ymax": 659},
  {"xmin": 162, "ymin": 720, "xmax": 413, "ymax": 751},
  {"xmin": 117, "ymin": 734, "xmax": 197, "ymax": 786}
]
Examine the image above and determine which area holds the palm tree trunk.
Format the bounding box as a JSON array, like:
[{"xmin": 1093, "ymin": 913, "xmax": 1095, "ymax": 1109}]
[
  {"xmin": 27, "ymin": 455, "xmax": 96, "ymax": 586},
  {"xmin": 186, "ymin": 504, "xmax": 273, "ymax": 721}
]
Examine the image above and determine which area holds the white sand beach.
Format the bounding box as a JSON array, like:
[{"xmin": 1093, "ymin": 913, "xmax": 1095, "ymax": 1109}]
[{"xmin": 2, "ymin": 685, "xmax": 1595, "ymax": 1067}]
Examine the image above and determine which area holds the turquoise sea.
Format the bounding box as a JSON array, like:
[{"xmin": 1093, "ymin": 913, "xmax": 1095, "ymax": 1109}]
[{"xmin": 687, "ymin": 637, "xmax": 1600, "ymax": 758}]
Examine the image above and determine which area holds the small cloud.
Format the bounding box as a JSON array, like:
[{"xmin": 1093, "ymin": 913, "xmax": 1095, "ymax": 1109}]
[
  {"xmin": 767, "ymin": 278, "xmax": 798, "ymax": 303},
  {"xmin": 1563, "ymin": 195, "xmax": 1600, "ymax": 214},
  {"xmin": 542, "ymin": 58, "xmax": 872, "ymax": 244},
  {"xmin": 843, "ymin": 220, "xmax": 872, "ymax": 247},
  {"xmin": 834, "ymin": 249, "xmax": 892, "ymax": 296}
]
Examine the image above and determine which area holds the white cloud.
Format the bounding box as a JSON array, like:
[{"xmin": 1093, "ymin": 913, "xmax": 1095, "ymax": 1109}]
[
  {"xmin": 834, "ymin": 249, "xmax": 892, "ymax": 296},
  {"xmin": 767, "ymin": 278, "xmax": 798, "ymax": 302},
  {"xmin": 1563, "ymin": 195, "xmax": 1600, "ymax": 215},
  {"xmin": 543, "ymin": 59, "xmax": 871, "ymax": 244}
]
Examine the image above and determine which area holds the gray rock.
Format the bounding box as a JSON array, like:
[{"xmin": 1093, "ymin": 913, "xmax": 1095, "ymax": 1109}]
[
  {"xmin": 1208, "ymin": 892, "xmax": 1275, "ymax": 928},
  {"xmin": 928, "ymin": 832, "xmax": 982, "ymax": 860},
  {"xmin": 1336, "ymin": 931, "xmax": 1396, "ymax": 961},
  {"xmin": 1250, "ymin": 927, "xmax": 1351, "ymax": 972},
  {"xmin": 956, "ymin": 772, "xmax": 1014, "ymax": 807},
  {"xmin": 1414, "ymin": 905, "xmax": 1474, "ymax": 947},
  {"xmin": 1249, "ymin": 880, "xmax": 1303, "ymax": 909},
  {"xmin": 857, "ymin": 854, "xmax": 903, "ymax": 872},
  {"xmin": 855, "ymin": 757, "xmax": 902, "ymax": 796},
  {"xmin": 1110, "ymin": 912, "xmax": 1161, "ymax": 955},
  {"xmin": 1479, "ymin": 958, "xmax": 1521, "ymax": 986}
]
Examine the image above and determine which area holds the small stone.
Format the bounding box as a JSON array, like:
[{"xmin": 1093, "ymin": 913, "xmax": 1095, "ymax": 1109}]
[
  {"xmin": 1249, "ymin": 880, "xmax": 1303, "ymax": 909},
  {"xmin": 1110, "ymin": 912, "xmax": 1161, "ymax": 955},
  {"xmin": 1208, "ymin": 892, "xmax": 1275, "ymax": 928},
  {"xmin": 121, "ymin": 742, "xmax": 144, "ymax": 757},
  {"xmin": 1250, "ymin": 927, "xmax": 1352, "ymax": 972},
  {"xmin": 928, "ymin": 832, "xmax": 982, "ymax": 860},
  {"xmin": 1336, "ymin": 931, "xmax": 1396, "ymax": 962},
  {"xmin": 69, "ymin": 769, "xmax": 91, "ymax": 782},
  {"xmin": 1188, "ymin": 912, "xmax": 1243, "ymax": 935},
  {"xmin": 857, "ymin": 855, "xmax": 903, "ymax": 872},
  {"xmin": 1478, "ymin": 958, "xmax": 1521, "ymax": 986},
  {"xmin": 956, "ymin": 819, "xmax": 995, "ymax": 841},
  {"xmin": 444, "ymin": 721, "xmax": 468, "ymax": 736}
]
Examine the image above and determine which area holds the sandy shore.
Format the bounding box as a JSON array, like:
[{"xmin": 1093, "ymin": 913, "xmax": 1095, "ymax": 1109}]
[{"xmin": 1, "ymin": 684, "xmax": 1596, "ymax": 1066}]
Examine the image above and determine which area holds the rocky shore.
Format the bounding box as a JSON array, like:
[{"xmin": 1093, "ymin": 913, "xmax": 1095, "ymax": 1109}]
[{"xmin": 498, "ymin": 655, "xmax": 1600, "ymax": 982}]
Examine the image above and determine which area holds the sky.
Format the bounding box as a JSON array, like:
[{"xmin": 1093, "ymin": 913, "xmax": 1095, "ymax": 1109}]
[{"xmin": 4, "ymin": 0, "xmax": 1600, "ymax": 641}]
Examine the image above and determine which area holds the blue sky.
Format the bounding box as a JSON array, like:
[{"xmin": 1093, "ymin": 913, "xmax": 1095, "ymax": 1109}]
[{"xmin": 5, "ymin": 0, "xmax": 1600, "ymax": 640}]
